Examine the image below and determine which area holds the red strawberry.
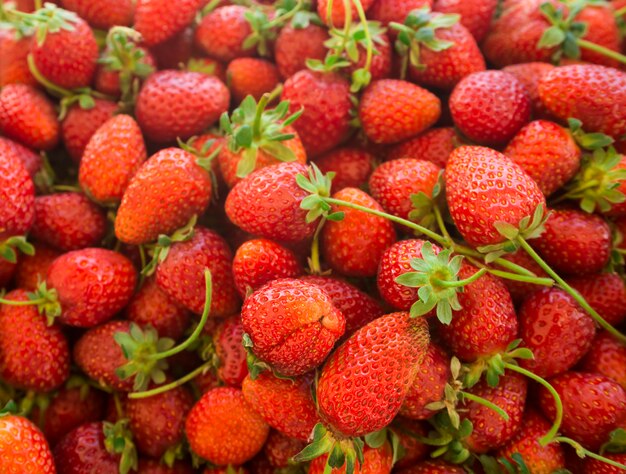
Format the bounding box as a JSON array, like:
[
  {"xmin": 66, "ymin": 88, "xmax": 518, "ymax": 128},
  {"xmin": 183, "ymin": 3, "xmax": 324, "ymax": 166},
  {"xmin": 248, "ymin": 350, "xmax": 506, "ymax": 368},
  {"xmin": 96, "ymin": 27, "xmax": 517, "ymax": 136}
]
[
  {"xmin": 0, "ymin": 289, "xmax": 70, "ymax": 391},
  {"xmin": 185, "ymin": 387, "xmax": 270, "ymax": 466},
  {"xmin": 281, "ymin": 70, "xmax": 352, "ymax": 156},
  {"xmin": 61, "ymin": 98, "xmax": 118, "ymax": 163},
  {"xmin": 59, "ymin": 0, "xmax": 134, "ymax": 29},
  {"xmin": 397, "ymin": 460, "xmax": 465, "ymax": 474},
  {"xmin": 0, "ymin": 412, "xmax": 55, "ymax": 473},
  {"xmin": 151, "ymin": 27, "xmax": 194, "ymax": 70},
  {"xmin": 504, "ymin": 120, "xmax": 581, "ymax": 196},
  {"xmin": 30, "ymin": 193, "xmax": 107, "ymax": 251},
  {"xmin": 134, "ymin": 0, "xmax": 203, "ymax": 46},
  {"xmin": 54, "ymin": 422, "xmax": 120, "ymax": 472},
  {"xmin": 368, "ymin": 0, "xmax": 432, "ymax": 27},
  {"xmin": 359, "ymin": 79, "xmax": 441, "ymax": 144},
  {"xmin": 450, "ymin": 71, "xmax": 531, "ymax": 145},
  {"xmin": 317, "ymin": 0, "xmax": 375, "ymax": 26},
  {"xmin": 313, "ymin": 147, "xmax": 374, "ymax": 191},
  {"xmin": 274, "ymin": 23, "xmax": 328, "ymax": 80},
  {"xmin": 226, "ymin": 58, "xmax": 280, "ymax": 103},
  {"xmin": 386, "ymin": 127, "xmax": 458, "ymax": 168},
  {"xmin": 186, "ymin": 56, "xmax": 227, "ymax": 83},
  {"xmin": 538, "ymin": 64, "xmax": 626, "ymax": 140},
  {"xmin": 568, "ymin": 273, "xmax": 626, "ymax": 326},
  {"xmin": 156, "ymin": 226, "xmax": 240, "ymax": 317},
  {"xmin": 232, "ymin": 238, "xmax": 302, "ymax": 298},
  {"xmin": 502, "ymin": 62, "xmax": 555, "ymax": 118},
  {"xmin": 79, "ymin": 114, "xmax": 147, "ymax": 205},
  {"xmin": 433, "ymin": 0, "xmax": 499, "ymax": 42},
  {"xmin": 0, "ymin": 28, "xmax": 36, "ymax": 87},
  {"xmin": 14, "ymin": 244, "xmax": 60, "ymax": 291},
  {"xmin": 95, "ymin": 45, "xmax": 156, "ymax": 99},
  {"xmin": 0, "ymin": 83, "xmax": 60, "ymax": 150},
  {"xmin": 115, "ymin": 147, "xmax": 213, "ymax": 245},
  {"xmin": 135, "ymin": 70, "xmax": 229, "ymax": 143},
  {"xmin": 532, "ymin": 208, "xmax": 611, "ymax": 276},
  {"xmin": 212, "ymin": 315, "xmax": 248, "ymax": 386},
  {"xmin": 539, "ymin": 371, "xmax": 626, "ymax": 450},
  {"xmin": 317, "ymin": 311, "xmax": 430, "ymax": 437},
  {"xmin": 0, "ymin": 136, "xmax": 42, "ymax": 179},
  {"xmin": 225, "ymin": 162, "xmax": 318, "ymax": 243},
  {"xmin": 321, "ymin": 187, "xmax": 397, "ymax": 277},
  {"xmin": 0, "ymin": 151, "xmax": 35, "ymax": 243},
  {"xmin": 125, "ymin": 277, "xmax": 190, "ymax": 340},
  {"xmin": 445, "ymin": 146, "xmax": 545, "ymax": 247},
  {"xmin": 263, "ymin": 430, "xmax": 306, "ymax": 468},
  {"xmin": 242, "ymin": 372, "xmax": 320, "ymax": 440},
  {"xmin": 345, "ymin": 30, "xmax": 393, "ymax": 83},
  {"xmin": 241, "ymin": 278, "xmax": 345, "ymax": 376},
  {"xmin": 518, "ymin": 287, "xmax": 595, "ymax": 378},
  {"xmin": 580, "ymin": 332, "xmax": 626, "ymax": 391},
  {"xmin": 194, "ymin": 5, "xmax": 255, "ymax": 62},
  {"xmin": 584, "ymin": 452, "xmax": 626, "ymax": 473},
  {"xmin": 309, "ymin": 441, "xmax": 393, "ymax": 474}
]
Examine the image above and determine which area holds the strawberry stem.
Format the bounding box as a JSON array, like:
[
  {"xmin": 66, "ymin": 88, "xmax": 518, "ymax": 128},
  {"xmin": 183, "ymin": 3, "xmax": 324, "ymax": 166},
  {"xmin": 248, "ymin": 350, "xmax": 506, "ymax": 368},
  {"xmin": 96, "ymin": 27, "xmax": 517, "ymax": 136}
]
[
  {"xmin": 308, "ymin": 217, "xmax": 326, "ymax": 275},
  {"xmin": 458, "ymin": 390, "xmax": 509, "ymax": 421},
  {"xmin": 555, "ymin": 437, "xmax": 626, "ymax": 469},
  {"xmin": 483, "ymin": 268, "xmax": 554, "ymax": 286},
  {"xmin": 577, "ymin": 38, "xmax": 626, "ymax": 65},
  {"xmin": 351, "ymin": 0, "xmax": 373, "ymax": 74},
  {"xmin": 431, "ymin": 268, "xmax": 487, "ymax": 288},
  {"xmin": 433, "ymin": 205, "xmax": 452, "ymax": 242},
  {"xmin": 127, "ymin": 360, "xmax": 213, "ymax": 399}
]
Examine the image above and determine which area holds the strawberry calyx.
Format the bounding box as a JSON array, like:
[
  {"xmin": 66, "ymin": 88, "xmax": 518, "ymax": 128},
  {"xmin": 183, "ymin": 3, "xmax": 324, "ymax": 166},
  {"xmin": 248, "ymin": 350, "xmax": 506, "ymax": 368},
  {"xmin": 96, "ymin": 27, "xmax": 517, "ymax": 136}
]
[
  {"xmin": 0, "ymin": 235, "xmax": 35, "ymax": 264},
  {"xmin": 601, "ymin": 428, "xmax": 626, "ymax": 455},
  {"xmin": 408, "ymin": 171, "xmax": 444, "ymax": 235},
  {"xmin": 10, "ymin": 2, "xmax": 78, "ymax": 46},
  {"xmin": 0, "ymin": 400, "xmax": 18, "ymax": 417},
  {"xmin": 141, "ymin": 214, "xmax": 198, "ymax": 277},
  {"xmin": 103, "ymin": 418, "xmax": 138, "ymax": 474},
  {"xmin": 463, "ymin": 340, "xmax": 534, "ymax": 389},
  {"xmin": 162, "ymin": 442, "xmax": 187, "ymax": 468},
  {"xmin": 0, "ymin": 281, "xmax": 61, "ymax": 325},
  {"xmin": 477, "ymin": 453, "xmax": 534, "ymax": 473},
  {"xmin": 419, "ymin": 412, "xmax": 474, "ymax": 464},
  {"xmin": 241, "ymin": 332, "xmax": 295, "ymax": 381},
  {"xmin": 363, "ymin": 427, "xmax": 404, "ymax": 467}
]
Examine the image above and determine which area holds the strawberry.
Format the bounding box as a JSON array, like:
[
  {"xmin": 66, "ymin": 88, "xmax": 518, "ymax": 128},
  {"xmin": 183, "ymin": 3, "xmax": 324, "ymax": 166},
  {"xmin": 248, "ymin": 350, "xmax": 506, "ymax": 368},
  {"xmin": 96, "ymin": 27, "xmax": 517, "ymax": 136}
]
[
  {"xmin": 0, "ymin": 289, "xmax": 70, "ymax": 391},
  {"xmin": 0, "ymin": 151, "xmax": 35, "ymax": 244},
  {"xmin": 226, "ymin": 58, "xmax": 280, "ymax": 103},
  {"xmin": 368, "ymin": 0, "xmax": 433, "ymax": 28},
  {"xmin": 241, "ymin": 278, "xmax": 345, "ymax": 376},
  {"xmin": 531, "ymin": 208, "xmax": 611, "ymax": 276},
  {"xmin": 263, "ymin": 430, "xmax": 306, "ymax": 468},
  {"xmin": 518, "ymin": 287, "xmax": 595, "ymax": 378},
  {"xmin": 115, "ymin": 147, "xmax": 212, "ymax": 245},
  {"xmin": 212, "ymin": 315, "xmax": 248, "ymax": 386},
  {"xmin": 0, "ymin": 136, "xmax": 42, "ymax": 179},
  {"xmin": 47, "ymin": 248, "xmax": 137, "ymax": 327},
  {"xmin": 78, "ymin": 114, "xmax": 146, "ymax": 205},
  {"xmin": 95, "ymin": 44, "xmax": 156, "ymax": 99},
  {"xmin": 134, "ymin": 0, "xmax": 203, "ymax": 46},
  {"xmin": 30, "ymin": 193, "xmax": 107, "ymax": 251},
  {"xmin": 155, "ymin": 226, "xmax": 240, "ymax": 317},
  {"xmin": 281, "ymin": 70, "xmax": 352, "ymax": 156},
  {"xmin": 14, "ymin": 244, "xmax": 60, "ymax": 291},
  {"xmin": 313, "ymin": 147, "xmax": 375, "ymax": 191},
  {"xmin": 392, "ymin": 418, "xmax": 430, "ymax": 468},
  {"xmin": 135, "ymin": 70, "xmax": 230, "ymax": 143},
  {"xmin": 274, "ymin": 23, "xmax": 329, "ymax": 80},
  {"xmin": 53, "ymin": 422, "xmax": 121, "ymax": 473},
  {"xmin": 568, "ymin": 273, "xmax": 626, "ymax": 326},
  {"xmin": 0, "ymin": 27, "xmax": 36, "ymax": 87},
  {"xmin": 59, "ymin": 0, "xmax": 134, "ymax": 29},
  {"xmin": 125, "ymin": 277, "xmax": 190, "ymax": 340},
  {"xmin": 316, "ymin": 0, "xmax": 375, "ymax": 26},
  {"xmin": 396, "ymin": 460, "xmax": 465, "ymax": 473},
  {"xmin": 225, "ymin": 162, "xmax": 318, "ymax": 243},
  {"xmin": 502, "ymin": 62, "xmax": 555, "ymax": 118},
  {"xmin": 539, "ymin": 371, "xmax": 626, "ymax": 450},
  {"xmin": 185, "ymin": 387, "xmax": 270, "ymax": 466},
  {"xmin": 496, "ymin": 409, "xmax": 566, "ymax": 472},
  {"xmin": 242, "ymin": 372, "xmax": 320, "ymax": 440},
  {"xmin": 126, "ymin": 386, "xmax": 193, "ymax": 458},
  {"xmin": 386, "ymin": 127, "xmax": 458, "ymax": 168},
  {"xmin": 538, "ymin": 65, "xmax": 626, "ymax": 140},
  {"xmin": 61, "ymin": 98, "xmax": 118, "ymax": 163},
  {"xmin": 444, "ymin": 146, "xmax": 545, "ymax": 247},
  {"xmin": 580, "ymin": 332, "xmax": 626, "ymax": 391},
  {"xmin": 308, "ymin": 441, "xmax": 394, "ymax": 474},
  {"xmin": 343, "ymin": 28, "xmax": 393, "ymax": 83},
  {"xmin": 232, "ymin": 238, "xmax": 302, "ymax": 298},
  {"xmin": 186, "ymin": 56, "xmax": 227, "ymax": 83},
  {"xmin": 151, "ymin": 27, "xmax": 194, "ymax": 70},
  {"xmin": 359, "ymin": 79, "xmax": 441, "ymax": 144},
  {"xmin": 504, "ymin": 120, "xmax": 581, "ymax": 196},
  {"xmin": 450, "ymin": 71, "xmax": 531, "ymax": 145},
  {"xmin": 584, "ymin": 453, "xmax": 626, "ymax": 473},
  {"xmin": 194, "ymin": 5, "xmax": 255, "ymax": 62},
  {"xmin": 0, "ymin": 410, "xmax": 55, "ymax": 473},
  {"xmin": 433, "ymin": 0, "xmax": 499, "ymax": 42},
  {"xmin": 0, "ymin": 83, "xmax": 60, "ymax": 150}
]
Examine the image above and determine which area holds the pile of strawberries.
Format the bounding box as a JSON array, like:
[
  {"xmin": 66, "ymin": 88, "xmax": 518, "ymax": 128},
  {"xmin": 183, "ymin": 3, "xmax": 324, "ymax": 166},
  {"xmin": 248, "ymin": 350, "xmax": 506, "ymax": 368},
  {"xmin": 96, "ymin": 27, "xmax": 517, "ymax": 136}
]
[{"xmin": 3, "ymin": 0, "xmax": 626, "ymax": 472}]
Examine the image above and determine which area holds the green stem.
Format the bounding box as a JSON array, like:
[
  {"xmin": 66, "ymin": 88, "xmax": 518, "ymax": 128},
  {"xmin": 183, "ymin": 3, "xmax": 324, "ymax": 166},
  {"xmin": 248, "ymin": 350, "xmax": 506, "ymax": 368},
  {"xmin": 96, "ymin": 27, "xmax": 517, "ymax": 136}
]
[
  {"xmin": 451, "ymin": 244, "xmax": 537, "ymax": 278},
  {"xmin": 555, "ymin": 437, "xmax": 626, "ymax": 470},
  {"xmin": 577, "ymin": 38, "xmax": 626, "ymax": 65},
  {"xmin": 0, "ymin": 297, "xmax": 43, "ymax": 306},
  {"xmin": 127, "ymin": 361, "xmax": 213, "ymax": 399},
  {"xmin": 551, "ymin": 179, "xmax": 600, "ymax": 204},
  {"xmin": 486, "ymin": 268, "xmax": 554, "ymax": 286},
  {"xmin": 432, "ymin": 268, "xmax": 487, "ymax": 288},
  {"xmin": 517, "ymin": 236, "xmax": 626, "ymax": 345},
  {"xmin": 52, "ymin": 184, "xmax": 82, "ymax": 193},
  {"xmin": 27, "ymin": 54, "xmax": 73, "ymax": 98},
  {"xmin": 351, "ymin": 0, "xmax": 373, "ymax": 74},
  {"xmin": 460, "ymin": 390, "xmax": 509, "ymax": 421},
  {"xmin": 504, "ymin": 363, "xmax": 562, "ymax": 446},
  {"xmin": 267, "ymin": 0, "xmax": 304, "ymax": 27},
  {"xmin": 433, "ymin": 205, "xmax": 452, "ymax": 243},
  {"xmin": 615, "ymin": 5, "xmax": 626, "ymax": 17},
  {"xmin": 308, "ymin": 218, "xmax": 326, "ymax": 275},
  {"xmin": 252, "ymin": 94, "xmax": 270, "ymax": 140}
]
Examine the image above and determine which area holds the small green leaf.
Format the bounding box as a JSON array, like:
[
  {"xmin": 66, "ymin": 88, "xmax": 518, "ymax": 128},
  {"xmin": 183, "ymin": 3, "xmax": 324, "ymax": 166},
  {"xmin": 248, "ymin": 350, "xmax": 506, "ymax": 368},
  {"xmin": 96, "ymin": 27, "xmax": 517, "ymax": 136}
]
[{"xmin": 538, "ymin": 25, "xmax": 566, "ymax": 48}]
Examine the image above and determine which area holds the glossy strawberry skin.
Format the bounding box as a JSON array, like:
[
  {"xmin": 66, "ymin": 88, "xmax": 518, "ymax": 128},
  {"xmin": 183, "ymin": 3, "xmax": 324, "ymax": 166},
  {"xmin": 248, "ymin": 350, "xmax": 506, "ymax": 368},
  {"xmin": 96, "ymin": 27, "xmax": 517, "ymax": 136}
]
[
  {"xmin": 580, "ymin": 332, "xmax": 626, "ymax": 391},
  {"xmin": 0, "ymin": 414, "xmax": 55, "ymax": 473},
  {"xmin": 213, "ymin": 315, "xmax": 248, "ymax": 386},
  {"xmin": 502, "ymin": 62, "xmax": 555, "ymax": 118},
  {"xmin": 134, "ymin": 0, "xmax": 203, "ymax": 47},
  {"xmin": 0, "ymin": 289, "xmax": 70, "ymax": 392},
  {"xmin": 54, "ymin": 422, "xmax": 119, "ymax": 473},
  {"xmin": 0, "ymin": 29, "xmax": 36, "ymax": 87},
  {"xmin": 309, "ymin": 441, "xmax": 393, "ymax": 474},
  {"xmin": 519, "ymin": 288, "xmax": 595, "ymax": 378},
  {"xmin": 0, "ymin": 136, "xmax": 42, "ymax": 179},
  {"xmin": 274, "ymin": 23, "xmax": 328, "ymax": 80},
  {"xmin": 433, "ymin": 0, "xmax": 498, "ymax": 42},
  {"xmin": 226, "ymin": 58, "xmax": 280, "ymax": 103},
  {"xmin": 386, "ymin": 127, "xmax": 458, "ymax": 168},
  {"xmin": 584, "ymin": 452, "xmax": 626, "ymax": 473},
  {"xmin": 444, "ymin": 146, "xmax": 545, "ymax": 247},
  {"xmin": 194, "ymin": 5, "xmax": 255, "ymax": 62},
  {"xmin": 241, "ymin": 278, "xmax": 345, "ymax": 376},
  {"xmin": 14, "ymin": 244, "xmax": 61, "ymax": 291},
  {"xmin": 0, "ymin": 151, "xmax": 35, "ymax": 241},
  {"xmin": 61, "ymin": 99, "xmax": 117, "ymax": 163},
  {"xmin": 568, "ymin": 273, "xmax": 626, "ymax": 327},
  {"xmin": 313, "ymin": 147, "xmax": 374, "ymax": 191},
  {"xmin": 321, "ymin": 187, "xmax": 397, "ymax": 277},
  {"xmin": 59, "ymin": 0, "xmax": 134, "ymax": 30}
]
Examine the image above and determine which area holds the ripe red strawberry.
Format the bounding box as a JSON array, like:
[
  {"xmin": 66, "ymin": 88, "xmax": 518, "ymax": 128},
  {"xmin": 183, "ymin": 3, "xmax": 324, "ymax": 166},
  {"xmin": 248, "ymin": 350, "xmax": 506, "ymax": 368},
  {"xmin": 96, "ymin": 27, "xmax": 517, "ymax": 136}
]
[
  {"xmin": 317, "ymin": 0, "xmax": 375, "ymax": 26},
  {"xmin": 433, "ymin": 0, "xmax": 499, "ymax": 42},
  {"xmin": 274, "ymin": 23, "xmax": 328, "ymax": 80},
  {"xmin": 156, "ymin": 226, "xmax": 240, "ymax": 317},
  {"xmin": 232, "ymin": 238, "xmax": 302, "ymax": 298},
  {"xmin": 125, "ymin": 277, "xmax": 190, "ymax": 340},
  {"xmin": 0, "ymin": 151, "xmax": 35, "ymax": 242},
  {"xmin": 151, "ymin": 27, "xmax": 194, "ymax": 69},
  {"xmin": 386, "ymin": 127, "xmax": 458, "ymax": 168},
  {"xmin": 281, "ymin": 70, "xmax": 352, "ymax": 156},
  {"xmin": 321, "ymin": 187, "xmax": 396, "ymax": 277},
  {"xmin": 345, "ymin": 30, "xmax": 393, "ymax": 83},
  {"xmin": 397, "ymin": 460, "xmax": 464, "ymax": 474},
  {"xmin": 79, "ymin": 114, "xmax": 147, "ymax": 205},
  {"xmin": 53, "ymin": 422, "xmax": 120, "ymax": 472},
  {"xmin": 134, "ymin": 0, "xmax": 203, "ymax": 46},
  {"xmin": 241, "ymin": 278, "xmax": 345, "ymax": 376},
  {"xmin": 225, "ymin": 162, "xmax": 318, "ymax": 243},
  {"xmin": 309, "ymin": 442, "xmax": 393, "ymax": 474},
  {"xmin": 538, "ymin": 64, "xmax": 626, "ymax": 140},
  {"xmin": 445, "ymin": 146, "xmax": 545, "ymax": 247},
  {"xmin": 502, "ymin": 62, "xmax": 555, "ymax": 118},
  {"xmin": 263, "ymin": 430, "xmax": 306, "ymax": 468},
  {"xmin": 47, "ymin": 248, "xmax": 137, "ymax": 327},
  {"xmin": 194, "ymin": 5, "xmax": 255, "ymax": 62},
  {"xmin": 242, "ymin": 372, "xmax": 320, "ymax": 440},
  {"xmin": 115, "ymin": 148, "xmax": 213, "ymax": 245},
  {"xmin": 59, "ymin": 0, "xmax": 134, "ymax": 29},
  {"xmin": 539, "ymin": 371, "xmax": 626, "ymax": 450},
  {"xmin": 0, "ymin": 28, "xmax": 36, "ymax": 87},
  {"xmin": 532, "ymin": 208, "xmax": 611, "ymax": 276},
  {"xmin": 359, "ymin": 79, "xmax": 441, "ymax": 144},
  {"xmin": 186, "ymin": 56, "xmax": 227, "ymax": 83},
  {"xmin": 0, "ymin": 137, "xmax": 42, "ymax": 179},
  {"xmin": 450, "ymin": 71, "xmax": 531, "ymax": 145},
  {"xmin": 504, "ymin": 120, "xmax": 581, "ymax": 196},
  {"xmin": 368, "ymin": 0, "xmax": 432, "ymax": 27},
  {"xmin": 0, "ymin": 83, "xmax": 60, "ymax": 150},
  {"xmin": 496, "ymin": 409, "xmax": 565, "ymax": 472},
  {"xmin": 317, "ymin": 311, "xmax": 430, "ymax": 437},
  {"xmin": 212, "ymin": 315, "xmax": 248, "ymax": 386},
  {"xmin": 568, "ymin": 273, "xmax": 626, "ymax": 326},
  {"xmin": 0, "ymin": 289, "xmax": 69, "ymax": 391},
  {"xmin": 518, "ymin": 287, "xmax": 595, "ymax": 378},
  {"xmin": 126, "ymin": 386, "xmax": 193, "ymax": 458},
  {"xmin": 30, "ymin": 193, "xmax": 107, "ymax": 251},
  {"xmin": 61, "ymin": 98, "xmax": 118, "ymax": 163},
  {"xmin": 95, "ymin": 45, "xmax": 156, "ymax": 98},
  {"xmin": 580, "ymin": 332, "xmax": 626, "ymax": 390},
  {"xmin": 226, "ymin": 58, "xmax": 280, "ymax": 103},
  {"xmin": 135, "ymin": 70, "xmax": 230, "ymax": 143},
  {"xmin": 15, "ymin": 244, "xmax": 60, "ymax": 291},
  {"xmin": 185, "ymin": 387, "xmax": 270, "ymax": 466},
  {"xmin": 313, "ymin": 147, "xmax": 374, "ymax": 191},
  {"xmin": 0, "ymin": 412, "xmax": 55, "ymax": 473}
]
